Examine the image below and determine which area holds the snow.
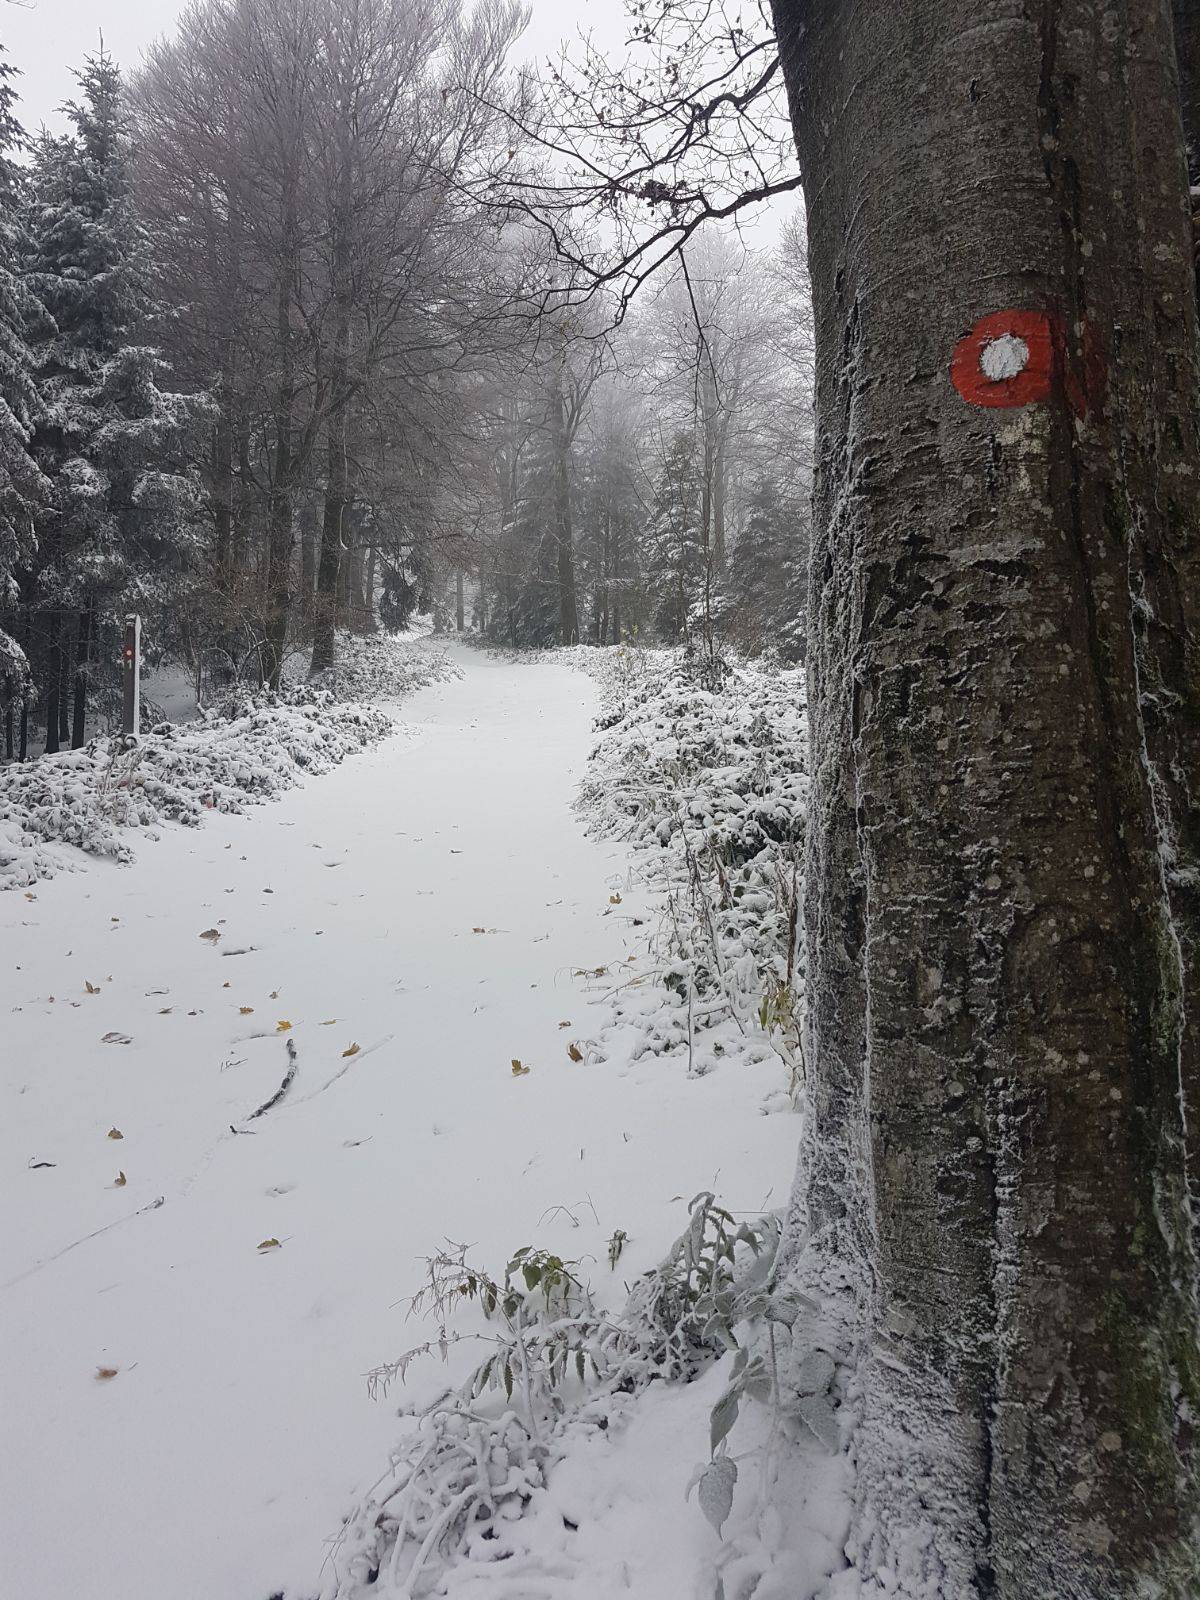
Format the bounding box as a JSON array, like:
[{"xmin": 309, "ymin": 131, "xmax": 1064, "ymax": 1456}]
[{"xmin": 0, "ymin": 643, "xmax": 812, "ymax": 1600}]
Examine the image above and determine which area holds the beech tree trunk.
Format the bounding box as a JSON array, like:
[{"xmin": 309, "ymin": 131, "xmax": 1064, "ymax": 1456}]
[{"xmin": 770, "ymin": 1, "xmax": 1200, "ymax": 1594}]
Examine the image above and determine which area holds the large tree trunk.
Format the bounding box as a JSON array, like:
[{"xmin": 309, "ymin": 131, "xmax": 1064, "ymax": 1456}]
[{"xmin": 771, "ymin": 1, "xmax": 1200, "ymax": 1594}]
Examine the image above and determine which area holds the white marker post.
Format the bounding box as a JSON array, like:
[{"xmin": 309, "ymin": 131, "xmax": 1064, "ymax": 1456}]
[{"xmin": 121, "ymin": 614, "xmax": 141, "ymax": 738}]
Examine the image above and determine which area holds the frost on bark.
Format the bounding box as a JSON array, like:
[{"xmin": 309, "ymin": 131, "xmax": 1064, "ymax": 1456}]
[{"xmin": 770, "ymin": 0, "xmax": 1200, "ymax": 1594}]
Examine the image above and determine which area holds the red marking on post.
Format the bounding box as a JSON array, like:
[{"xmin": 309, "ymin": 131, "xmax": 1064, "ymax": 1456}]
[{"xmin": 951, "ymin": 310, "xmax": 1054, "ymax": 408}]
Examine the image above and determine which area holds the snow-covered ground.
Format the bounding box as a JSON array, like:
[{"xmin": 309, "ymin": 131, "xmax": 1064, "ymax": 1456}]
[{"xmin": 0, "ymin": 643, "xmax": 804, "ymax": 1600}]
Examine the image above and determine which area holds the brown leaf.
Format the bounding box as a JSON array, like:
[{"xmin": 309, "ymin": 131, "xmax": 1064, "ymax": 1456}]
[
  {"xmin": 113, "ymin": 1171, "xmax": 127, "ymax": 1187},
  {"xmin": 511, "ymin": 1058, "xmax": 530, "ymax": 1076},
  {"xmin": 107, "ymin": 1128, "xmax": 123, "ymax": 1140},
  {"xmin": 276, "ymin": 1020, "xmax": 292, "ymax": 1032},
  {"xmin": 270, "ymin": 990, "xmax": 279, "ymax": 999},
  {"xmin": 85, "ymin": 980, "xmax": 100, "ymax": 995},
  {"xmin": 257, "ymin": 1237, "xmax": 281, "ymax": 1252},
  {"xmin": 199, "ymin": 929, "xmax": 221, "ymax": 942},
  {"xmin": 95, "ymin": 1366, "xmax": 119, "ymax": 1381},
  {"xmin": 558, "ymin": 1020, "xmax": 572, "ymax": 1029},
  {"xmin": 342, "ymin": 1042, "xmax": 360, "ymax": 1058},
  {"xmin": 101, "ymin": 1031, "xmax": 132, "ymax": 1045},
  {"xmin": 320, "ymin": 1019, "xmax": 337, "ymax": 1026},
  {"xmin": 239, "ymin": 1006, "xmax": 254, "ymax": 1015},
  {"xmin": 567, "ymin": 1042, "xmax": 584, "ymax": 1063},
  {"xmin": 609, "ymin": 893, "xmax": 622, "ymax": 905},
  {"xmin": 158, "ymin": 1007, "xmax": 173, "ymax": 1015},
  {"xmin": 222, "ymin": 981, "xmax": 231, "ymax": 989}
]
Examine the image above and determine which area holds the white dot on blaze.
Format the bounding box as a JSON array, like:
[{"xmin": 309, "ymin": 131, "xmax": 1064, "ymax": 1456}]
[{"xmin": 980, "ymin": 333, "xmax": 1030, "ymax": 382}]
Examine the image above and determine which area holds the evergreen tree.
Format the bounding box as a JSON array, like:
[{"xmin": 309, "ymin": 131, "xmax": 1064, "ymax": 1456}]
[
  {"xmin": 721, "ymin": 475, "xmax": 808, "ymax": 661},
  {"xmin": 0, "ymin": 47, "xmax": 49, "ymax": 742},
  {"xmin": 646, "ymin": 429, "xmax": 702, "ymax": 643},
  {"xmin": 25, "ymin": 51, "xmax": 206, "ymax": 751}
]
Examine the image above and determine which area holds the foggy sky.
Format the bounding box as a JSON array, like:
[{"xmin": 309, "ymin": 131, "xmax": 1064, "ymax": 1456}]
[
  {"xmin": 2, "ymin": 0, "xmax": 787, "ymax": 244},
  {"xmin": 1, "ymin": 0, "xmax": 627, "ymax": 132}
]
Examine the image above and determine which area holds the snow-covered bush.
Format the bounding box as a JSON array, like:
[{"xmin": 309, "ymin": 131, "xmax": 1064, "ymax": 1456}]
[
  {"xmin": 576, "ymin": 645, "xmax": 809, "ymax": 1089},
  {"xmin": 322, "ymin": 1194, "xmax": 786, "ymax": 1598},
  {"xmin": 0, "ymin": 635, "xmax": 457, "ymax": 887}
]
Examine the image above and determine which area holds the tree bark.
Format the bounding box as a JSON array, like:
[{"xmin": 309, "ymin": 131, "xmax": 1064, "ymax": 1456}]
[
  {"xmin": 261, "ymin": 231, "xmax": 298, "ymax": 691},
  {"xmin": 70, "ymin": 605, "xmax": 91, "ymax": 749},
  {"xmin": 550, "ymin": 373, "xmax": 580, "ymax": 646},
  {"xmin": 455, "ymin": 567, "xmax": 465, "ymax": 631},
  {"xmin": 44, "ymin": 626, "xmax": 60, "ymax": 756},
  {"xmin": 771, "ymin": 0, "xmax": 1200, "ymax": 1594}
]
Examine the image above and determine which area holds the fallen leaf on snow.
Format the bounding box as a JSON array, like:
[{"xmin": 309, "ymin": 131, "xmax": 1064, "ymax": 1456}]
[
  {"xmin": 609, "ymin": 893, "xmax": 622, "ymax": 905},
  {"xmin": 113, "ymin": 1171, "xmax": 126, "ymax": 1187},
  {"xmin": 85, "ymin": 980, "xmax": 100, "ymax": 995},
  {"xmin": 567, "ymin": 1042, "xmax": 584, "ymax": 1062},
  {"xmin": 107, "ymin": 1128, "xmax": 124, "ymax": 1140},
  {"xmin": 101, "ymin": 1031, "xmax": 132, "ymax": 1045},
  {"xmin": 239, "ymin": 1006, "xmax": 254, "ymax": 1015},
  {"xmin": 95, "ymin": 1366, "xmax": 119, "ymax": 1381},
  {"xmin": 320, "ymin": 1019, "xmax": 337, "ymax": 1026},
  {"xmin": 270, "ymin": 990, "xmax": 279, "ymax": 999},
  {"xmin": 511, "ymin": 1058, "xmax": 530, "ymax": 1076},
  {"xmin": 276, "ymin": 1020, "xmax": 292, "ymax": 1032},
  {"xmin": 342, "ymin": 1043, "xmax": 360, "ymax": 1058},
  {"xmin": 199, "ymin": 929, "xmax": 221, "ymax": 942},
  {"xmin": 257, "ymin": 1237, "xmax": 282, "ymax": 1252},
  {"xmin": 558, "ymin": 1020, "xmax": 572, "ymax": 1029}
]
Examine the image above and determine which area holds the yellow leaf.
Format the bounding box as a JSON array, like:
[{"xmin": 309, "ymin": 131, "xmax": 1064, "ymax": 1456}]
[
  {"xmin": 257, "ymin": 1237, "xmax": 281, "ymax": 1252},
  {"xmin": 609, "ymin": 893, "xmax": 622, "ymax": 905},
  {"xmin": 113, "ymin": 1171, "xmax": 127, "ymax": 1187},
  {"xmin": 511, "ymin": 1058, "xmax": 530, "ymax": 1076},
  {"xmin": 95, "ymin": 1366, "xmax": 119, "ymax": 1381},
  {"xmin": 239, "ymin": 1006, "xmax": 254, "ymax": 1015},
  {"xmin": 342, "ymin": 1042, "xmax": 360, "ymax": 1058},
  {"xmin": 276, "ymin": 1020, "xmax": 292, "ymax": 1032},
  {"xmin": 567, "ymin": 1042, "xmax": 583, "ymax": 1063},
  {"xmin": 107, "ymin": 1127, "xmax": 123, "ymax": 1140}
]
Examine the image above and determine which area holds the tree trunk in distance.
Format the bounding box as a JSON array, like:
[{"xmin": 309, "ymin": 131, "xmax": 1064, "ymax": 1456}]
[
  {"xmin": 70, "ymin": 605, "xmax": 90, "ymax": 749},
  {"xmin": 455, "ymin": 568, "xmax": 465, "ymax": 631},
  {"xmin": 770, "ymin": 0, "xmax": 1200, "ymax": 1593},
  {"xmin": 44, "ymin": 632, "xmax": 60, "ymax": 756},
  {"xmin": 551, "ymin": 374, "xmax": 580, "ymax": 645}
]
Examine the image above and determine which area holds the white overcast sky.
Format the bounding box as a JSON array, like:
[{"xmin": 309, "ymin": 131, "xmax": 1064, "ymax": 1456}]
[{"xmin": 1, "ymin": 0, "xmax": 789, "ymax": 244}]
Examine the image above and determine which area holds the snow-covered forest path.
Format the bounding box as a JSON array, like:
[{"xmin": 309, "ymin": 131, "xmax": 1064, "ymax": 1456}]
[{"xmin": 0, "ymin": 646, "xmax": 798, "ymax": 1600}]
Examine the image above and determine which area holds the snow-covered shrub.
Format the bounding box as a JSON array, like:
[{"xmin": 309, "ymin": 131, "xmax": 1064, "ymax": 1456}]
[
  {"xmin": 575, "ymin": 645, "xmax": 809, "ymax": 1089},
  {"xmin": 322, "ymin": 1194, "xmax": 785, "ymax": 1598},
  {"xmin": 0, "ymin": 635, "xmax": 456, "ymax": 887}
]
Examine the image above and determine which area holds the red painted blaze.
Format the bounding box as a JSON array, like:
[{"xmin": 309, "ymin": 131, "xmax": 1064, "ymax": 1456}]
[{"xmin": 951, "ymin": 309, "xmax": 1055, "ymax": 408}]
